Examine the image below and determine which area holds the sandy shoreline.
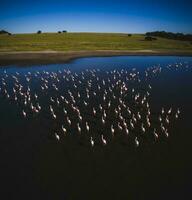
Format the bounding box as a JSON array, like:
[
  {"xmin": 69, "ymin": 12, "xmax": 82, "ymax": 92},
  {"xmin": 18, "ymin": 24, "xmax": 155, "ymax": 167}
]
[{"xmin": 0, "ymin": 50, "xmax": 192, "ymax": 66}]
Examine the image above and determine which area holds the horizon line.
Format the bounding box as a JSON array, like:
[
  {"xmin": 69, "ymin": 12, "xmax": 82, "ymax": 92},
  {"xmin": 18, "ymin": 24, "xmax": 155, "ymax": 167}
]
[{"xmin": 1, "ymin": 30, "xmax": 192, "ymax": 35}]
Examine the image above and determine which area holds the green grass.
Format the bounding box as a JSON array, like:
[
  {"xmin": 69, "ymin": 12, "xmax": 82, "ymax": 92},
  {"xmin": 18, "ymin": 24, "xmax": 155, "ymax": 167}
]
[{"xmin": 0, "ymin": 32, "xmax": 192, "ymax": 52}]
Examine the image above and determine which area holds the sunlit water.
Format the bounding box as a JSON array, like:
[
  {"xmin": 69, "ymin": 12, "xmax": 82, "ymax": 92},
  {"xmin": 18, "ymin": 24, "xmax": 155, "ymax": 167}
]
[{"xmin": 1, "ymin": 56, "xmax": 192, "ymax": 199}]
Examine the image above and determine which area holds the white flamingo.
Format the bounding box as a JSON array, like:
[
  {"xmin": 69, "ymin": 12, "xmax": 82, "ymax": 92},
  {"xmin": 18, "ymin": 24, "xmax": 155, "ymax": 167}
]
[
  {"xmin": 55, "ymin": 133, "xmax": 60, "ymax": 141},
  {"xmin": 101, "ymin": 135, "xmax": 107, "ymax": 145}
]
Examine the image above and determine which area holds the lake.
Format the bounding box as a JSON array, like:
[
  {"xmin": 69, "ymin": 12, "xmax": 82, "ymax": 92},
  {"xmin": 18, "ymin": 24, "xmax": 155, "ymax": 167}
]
[{"xmin": 1, "ymin": 56, "xmax": 192, "ymax": 200}]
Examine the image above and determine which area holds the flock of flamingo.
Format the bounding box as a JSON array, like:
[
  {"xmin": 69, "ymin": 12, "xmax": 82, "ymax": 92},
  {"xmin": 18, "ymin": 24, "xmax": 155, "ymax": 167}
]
[{"xmin": 0, "ymin": 61, "xmax": 189, "ymax": 148}]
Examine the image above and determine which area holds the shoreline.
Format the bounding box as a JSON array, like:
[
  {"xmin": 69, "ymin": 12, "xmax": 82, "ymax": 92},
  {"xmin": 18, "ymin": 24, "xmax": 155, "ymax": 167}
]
[{"xmin": 0, "ymin": 50, "xmax": 192, "ymax": 66}]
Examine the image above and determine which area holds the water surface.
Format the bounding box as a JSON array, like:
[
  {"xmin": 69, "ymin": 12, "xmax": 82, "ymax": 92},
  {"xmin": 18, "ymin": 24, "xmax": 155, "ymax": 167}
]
[{"xmin": 1, "ymin": 56, "xmax": 192, "ymax": 200}]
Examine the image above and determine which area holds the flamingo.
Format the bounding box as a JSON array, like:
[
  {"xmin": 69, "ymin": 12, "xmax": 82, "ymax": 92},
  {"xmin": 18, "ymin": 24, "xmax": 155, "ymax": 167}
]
[
  {"xmin": 141, "ymin": 123, "xmax": 145, "ymax": 133},
  {"xmin": 125, "ymin": 128, "xmax": 129, "ymax": 135},
  {"xmin": 168, "ymin": 108, "xmax": 172, "ymax": 114},
  {"xmin": 52, "ymin": 112, "xmax": 56, "ymax": 119},
  {"xmin": 77, "ymin": 123, "xmax": 81, "ymax": 134},
  {"xmin": 55, "ymin": 133, "xmax": 60, "ymax": 141},
  {"xmin": 177, "ymin": 108, "xmax": 181, "ymax": 115},
  {"xmin": 135, "ymin": 137, "xmax": 139, "ymax": 147},
  {"xmin": 93, "ymin": 107, "xmax": 96, "ymax": 115},
  {"xmin": 165, "ymin": 129, "xmax": 169, "ymax": 138},
  {"xmin": 86, "ymin": 122, "xmax": 90, "ymax": 132},
  {"xmin": 111, "ymin": 125, "xmax": 115, "ymax": 137},
  {"xmin": 66, "ymin": 117, "xmax": 71, "ymax": 126},
  {"xmin": 62, "ymin": 125, "xmax": 67, "ymax": 135},
  {"xmin": 165, "ymin": 116, "xmax": 170, "ymax": 124},
  {"xmin": 101, "ymin": 135, "xmax": 107, "ymax": 145},
  {"xmin": 22, "ymin": 110, "xmax": 27, "ymax": 118},
  {"xmin": 153, "ymin": 129, "xmax": 159, "ymax": 140},
  {"xmin": 90, "ymin": 136, "xmax": 94, "ymax": 147}
]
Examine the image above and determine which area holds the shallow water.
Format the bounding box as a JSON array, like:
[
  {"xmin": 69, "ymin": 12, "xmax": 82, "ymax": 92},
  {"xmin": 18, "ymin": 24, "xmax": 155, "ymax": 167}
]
[{"xmin": 1, "ymin": 56, "xmax": 192, "ymax": 200}]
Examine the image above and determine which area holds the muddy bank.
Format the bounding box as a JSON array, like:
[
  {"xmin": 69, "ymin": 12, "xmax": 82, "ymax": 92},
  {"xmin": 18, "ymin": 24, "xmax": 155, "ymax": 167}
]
[{"xmin": 0, "ymin": 50, "xmax": 192, "ymax": 66}]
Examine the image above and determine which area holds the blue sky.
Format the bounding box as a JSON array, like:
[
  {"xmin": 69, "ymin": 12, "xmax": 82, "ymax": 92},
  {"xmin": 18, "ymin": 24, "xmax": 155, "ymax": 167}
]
[{"xmin": 0, "ymin": 0, "xmax": 192, "ymax": 33}]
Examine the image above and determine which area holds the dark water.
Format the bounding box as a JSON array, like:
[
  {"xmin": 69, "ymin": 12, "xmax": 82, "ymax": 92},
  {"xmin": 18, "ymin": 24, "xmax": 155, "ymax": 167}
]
[{"xmin": 0, "ymin": 56, "xmax": 192, "ymax": 200}]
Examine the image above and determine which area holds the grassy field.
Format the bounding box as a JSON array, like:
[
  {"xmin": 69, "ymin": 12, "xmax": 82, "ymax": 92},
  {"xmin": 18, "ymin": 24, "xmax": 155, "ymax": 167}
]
[{"xmin": 0, "ymin": 32, "xmax": 192, "ymax": 52}]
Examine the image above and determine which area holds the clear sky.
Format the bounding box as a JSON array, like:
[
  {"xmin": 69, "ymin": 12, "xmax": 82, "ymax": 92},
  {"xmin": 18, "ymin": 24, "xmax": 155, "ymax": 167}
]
[{"xmin": 0, "ymin": 0, "xmax": 192, "ymax": 34}]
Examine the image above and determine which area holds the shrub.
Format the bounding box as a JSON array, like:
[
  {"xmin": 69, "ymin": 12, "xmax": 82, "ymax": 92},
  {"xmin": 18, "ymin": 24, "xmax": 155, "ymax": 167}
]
[
  {"xmin": 37, "ymin": 30, "xmax": 42, "ymax": 34},
  {"xmin": 146, "ymin": 31, "xmax": 192, "ymax": 41},
  {"xmin": 145, "ymin": 36, "xmax": 157, "ymax": 41},
  {"xmin": 128, "ymin": 34, "xmax": 132, "ymax": 37},
  {"xmin": 145, "ymin": 36, "xmax": 153, "ymax": 41},
  {"xmin": 0, "ymin": 30, "xmax": 11, "ymax": 35}
]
